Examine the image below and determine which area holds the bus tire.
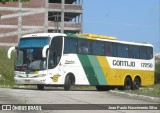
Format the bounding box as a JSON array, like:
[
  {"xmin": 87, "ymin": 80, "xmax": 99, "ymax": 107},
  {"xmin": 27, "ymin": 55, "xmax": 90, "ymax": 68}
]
[
  {"xmin": 64, "ymin": 75, "xmax": 72, "ymax": 91},
  {"xmin": 118, "ymin": 76, "xmax": 132, "ymax": 90},
  {"xmin": 131, "ymin": 77, "xmax": 141, "ymax": 90},
  {"xmin": 37, "ymin": 85, "xmax": 44, "ymax": 90},
  {"xmin": 124, "ymin": 77, "xmax": 132, "ymax": 90}
]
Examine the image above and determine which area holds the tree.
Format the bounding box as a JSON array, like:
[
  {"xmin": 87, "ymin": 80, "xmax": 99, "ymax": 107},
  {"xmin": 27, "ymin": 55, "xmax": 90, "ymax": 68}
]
[
  {"xmin": 0, "ymin": 0, "xmax": 30, "ymax": 4},
  {"xmin": 155, "ymin": 53, "xmax": 160, "ymax": 83}
]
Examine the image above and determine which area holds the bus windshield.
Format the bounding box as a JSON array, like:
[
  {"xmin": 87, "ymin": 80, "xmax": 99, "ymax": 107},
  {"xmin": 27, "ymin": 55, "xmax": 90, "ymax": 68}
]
[
  {"xmin": 19, "ymin": 37, "xmax": 49, "ymax": 48},
  {"xmin": 15, "ymin": 37, "xmax": 50, "ymax": 71}
]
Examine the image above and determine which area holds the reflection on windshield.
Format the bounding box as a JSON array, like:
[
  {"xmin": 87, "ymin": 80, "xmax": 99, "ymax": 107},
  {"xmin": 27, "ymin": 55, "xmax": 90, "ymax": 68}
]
[
  {"xmin": 15, "ymin": 48, "xmax": 46, "ymax": 71},
  {"xmin": 16, "ymin": 51, "xmax": 23, "ymax": 66},
  {"xmin": 29, "ymin": 60, "xmax": 46, "ymax": 70}
]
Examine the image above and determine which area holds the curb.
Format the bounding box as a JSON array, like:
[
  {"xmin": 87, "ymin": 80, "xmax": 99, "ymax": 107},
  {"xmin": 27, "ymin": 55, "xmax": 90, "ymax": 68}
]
[{"xmin": 110, "ymin": 90, "xmax": 160, "ymax": 103}]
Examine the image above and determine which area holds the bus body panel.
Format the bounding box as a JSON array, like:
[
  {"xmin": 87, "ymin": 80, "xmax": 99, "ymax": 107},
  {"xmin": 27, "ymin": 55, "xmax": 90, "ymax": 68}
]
[
  {"xmin": 14, "ymin": 54, "xmax": 154, "ymax": 86},
  {"xmin": 55, "ymin": 54, "xmax": 154, "ymax": 86},
  {"xmin": 61, "ymin": 54, "xmax": 90, "ymax": 85}
]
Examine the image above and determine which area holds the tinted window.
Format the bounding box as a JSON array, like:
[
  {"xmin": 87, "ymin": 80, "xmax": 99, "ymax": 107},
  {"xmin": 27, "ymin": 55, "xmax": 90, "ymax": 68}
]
[
  {"xmin": 112, "ymin": 43, "xmax": 117, "ymax": 57},
  {"xmin": 105, "ymin": 42, "xmax": 113, "ymax": 56},
  {"xmin": 92, "ymin": 41, "xmax": 105, "ymax": 55},
  {"xmin": 117, "ymin": 44, "xmax": 129, "ymax": 58},
  {"xmin": 48, "ymin": 36, "xmax": 63, "ymax": 69},
  {"xmin": 129, "ymin": 45, "xmax": 140, "ymax": 59},
  {"xmin": 78, "ymin": 39, "xmax": 91, "ymax": 54},
  {"xmin": 63, "ymin": 37, "xmax": 153, "ymax": 60},
  {"xmin": 140, "ymin": 46, "xmax": 147, "ymax": 59},
  {"xmin": 146, "ymin": 47, "xmax": 153, "ymax": 59},
  {"xmin": 64, "ymin": 37, "xmax": 77, "ymax": 53}
]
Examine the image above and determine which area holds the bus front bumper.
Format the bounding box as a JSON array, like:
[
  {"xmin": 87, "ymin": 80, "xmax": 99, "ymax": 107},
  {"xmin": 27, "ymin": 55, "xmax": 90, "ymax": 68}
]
[{"xmin": 14, "ymin": 77, "xmax": 48, "ymax": 85}]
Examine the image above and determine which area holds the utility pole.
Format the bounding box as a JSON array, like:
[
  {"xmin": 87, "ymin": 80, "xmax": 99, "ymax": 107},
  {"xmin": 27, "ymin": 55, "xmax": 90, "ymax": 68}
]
[
  {"xmin": 61, "ymin": 0, "xmax": 65, "ymax": 33},
  {"xmin": 54, "ymin": 12, "xmax": 59, "ymax": 33},
  {"xmin": 45, "ymin": 0, "xmax": 48, "ymax": 32},
  {"xmin": 18, "ymin": 0, "xmax": 22, "ymax": 40}
]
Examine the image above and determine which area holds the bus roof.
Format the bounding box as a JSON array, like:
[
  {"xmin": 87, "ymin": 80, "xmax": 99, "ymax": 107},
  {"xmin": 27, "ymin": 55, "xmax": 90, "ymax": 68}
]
[
  {"xmin": 21, "ymin": 33, "xmax": 153, "ymax": 47},
  {"xmin": 73, "ymin": 33, "xmax": 153, "ymax": 47},
  {"xmin": 76, "ymin": 34, "xmax": 117, "ymax": 40},
  {"xmin": 22, "ymin": 33, "xmax": 66, "ymax": 38}
]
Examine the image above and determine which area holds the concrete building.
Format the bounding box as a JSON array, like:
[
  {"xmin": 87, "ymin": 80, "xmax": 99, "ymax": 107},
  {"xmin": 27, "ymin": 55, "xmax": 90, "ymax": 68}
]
[{"xmin": 0, "ymin": 0, "xmax": 83, "ymax": 48}]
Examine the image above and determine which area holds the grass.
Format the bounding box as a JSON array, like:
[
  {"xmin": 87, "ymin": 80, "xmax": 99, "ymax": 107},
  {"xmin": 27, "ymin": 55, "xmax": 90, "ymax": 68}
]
[
  {"xmin": 121, "ymin": 83, "xmax": 160, "ymax": 98},
  {"xmin": 0, "ymin": 48, "xmax": 15, "ymax": 86}
]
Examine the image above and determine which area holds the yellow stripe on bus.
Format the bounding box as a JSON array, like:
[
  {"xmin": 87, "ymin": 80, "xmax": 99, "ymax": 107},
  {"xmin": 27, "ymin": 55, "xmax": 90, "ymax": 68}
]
[
  {"xmin": 76, "ymin": 34, "xmax": 117, "ymax": 40},
  {"xmin": 96, "ymin": 56, "xmax": 110, "ymax": 80}
]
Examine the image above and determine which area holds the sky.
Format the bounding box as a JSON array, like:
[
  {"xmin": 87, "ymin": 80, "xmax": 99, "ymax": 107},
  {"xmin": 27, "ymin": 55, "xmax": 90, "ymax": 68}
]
[{"xmin": 83, "ymin": 0, "xmax": 160, "ymax": 54}]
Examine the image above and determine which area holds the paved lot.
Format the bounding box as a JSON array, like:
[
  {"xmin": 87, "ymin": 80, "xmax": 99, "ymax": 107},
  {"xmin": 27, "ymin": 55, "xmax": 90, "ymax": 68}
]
[{"xmin": 0, "ymin": 87, "xmax": 159, "ymax": 113}]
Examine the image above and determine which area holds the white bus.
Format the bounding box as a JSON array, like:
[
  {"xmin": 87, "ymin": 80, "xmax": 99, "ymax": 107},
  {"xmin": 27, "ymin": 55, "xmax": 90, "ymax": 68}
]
[{"xmin": 8, "ymin": 33, "xmax": 155, "ymax": 90}]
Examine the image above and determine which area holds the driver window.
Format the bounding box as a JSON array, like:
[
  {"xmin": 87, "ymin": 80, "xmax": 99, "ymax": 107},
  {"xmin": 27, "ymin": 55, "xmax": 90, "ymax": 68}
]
[{"xmin": 48, "ymin": 36, "xmax": 63, "ymax": 69}]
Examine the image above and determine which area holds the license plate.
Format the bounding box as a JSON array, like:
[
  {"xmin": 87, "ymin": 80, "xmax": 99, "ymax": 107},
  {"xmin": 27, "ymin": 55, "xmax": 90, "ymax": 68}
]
[{"xmin": 25, "ymin": 80, "xmax": 30, "ymax": 83}]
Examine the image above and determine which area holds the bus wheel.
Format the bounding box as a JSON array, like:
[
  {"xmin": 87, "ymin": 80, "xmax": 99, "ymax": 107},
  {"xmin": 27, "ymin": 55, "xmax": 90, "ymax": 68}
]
[
  {"xmin": 37, "ymin": 85, "xmax": 44, "ymax": 90},
  {"xmin": 64, "ymin": 75, "xmax": 72, "ymax": 91},
  {"xmin": 124, "ymin": 77, "xmax": 132, "ymax": 90},
  {"xmin": 118, "ymin": 77, "xmax": 132, "ymax": 90},
  {"xmin": 132, "ymin": 77, "xmax": 141, "ymax": 90}
]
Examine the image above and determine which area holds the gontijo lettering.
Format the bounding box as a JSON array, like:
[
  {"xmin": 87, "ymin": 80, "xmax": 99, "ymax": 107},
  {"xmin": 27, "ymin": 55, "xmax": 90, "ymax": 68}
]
[{"xmin": 113, "ymin": 60, "xmax": 135, "ymax": 67}]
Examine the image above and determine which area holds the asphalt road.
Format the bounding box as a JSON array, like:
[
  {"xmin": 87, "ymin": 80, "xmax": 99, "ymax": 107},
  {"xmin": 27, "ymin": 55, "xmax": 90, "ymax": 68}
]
[{"xmin": 0, "ymin": 87, "xmax": 159, "ymax": 113}]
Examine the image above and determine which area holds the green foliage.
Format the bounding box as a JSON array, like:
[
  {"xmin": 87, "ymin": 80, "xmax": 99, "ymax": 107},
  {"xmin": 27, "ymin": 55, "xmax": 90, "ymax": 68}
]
[
  {"xmin": 0, "ymin": 48, "xmax": 15, "ymax": 86},
  {"xmin": 123, "ymin": 83, "xmax": 160, "ymax": 98},
  {"xmin": 155, "ymin": 63, "xmax": 160, "ymax": 83},
  {"xmin": 0, "ymin": 0, "xmax": 30, "ymax": 4},
  {"xmin": 155, "ymin": 62, "xmax": 160, "ymax": 73}
]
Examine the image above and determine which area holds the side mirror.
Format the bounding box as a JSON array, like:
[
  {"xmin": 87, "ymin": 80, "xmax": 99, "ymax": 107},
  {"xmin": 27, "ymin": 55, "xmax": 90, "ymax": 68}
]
[
  {"xmin": 42, "ymin": 45, "xmax": 49, "ymax": 58},
  {"xmin": 7, "ymin": 46, "xmax": 15, "ymax": 59}
]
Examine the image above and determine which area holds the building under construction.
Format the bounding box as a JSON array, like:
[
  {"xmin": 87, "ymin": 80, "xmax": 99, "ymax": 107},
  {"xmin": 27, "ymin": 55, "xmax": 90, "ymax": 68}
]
[{"xmin": 0, "ymin": 0, "xmax": 83, "ymax": 48}]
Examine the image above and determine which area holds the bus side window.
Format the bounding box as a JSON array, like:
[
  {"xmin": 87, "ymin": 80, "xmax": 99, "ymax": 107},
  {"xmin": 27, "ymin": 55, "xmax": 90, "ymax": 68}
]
[
  {"xmin": 105, "ymin": 42, "xmax": 112, "ymax": 56},
  {"xmin": 146, "ymin": 47, "xmax": 153, "ymax": 59},
  {"xmin": 79, "ymin": 47, "xmax": 88, "ymax": 54},
  {"xmin": 129, "ymin": 45, "xmax": 140, "ymax": 59},
  {"xmin": 48, "ymin": 36, "xmax": 63, "ymax": 69},
  {"xmin": 64, "ymin": 37, "xmax": 77, "ymax": 53},
  {"xmin": 112, "ymin": 43, "xmax": 117, "ymax": 57},
  {"xmin": 140, "ymin": 46, "xmax": 147, "ymax": 59},
  {"xmin": 78, "ymin": 39, "xmax": 91, "ymax": 54},
  {"xmin": 92, "ymin": 41, "xmax": 105, "ymax": 56},
  {"xmin": 117, "ymin": 44, "xmax": 129, "ymax": 58}
]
